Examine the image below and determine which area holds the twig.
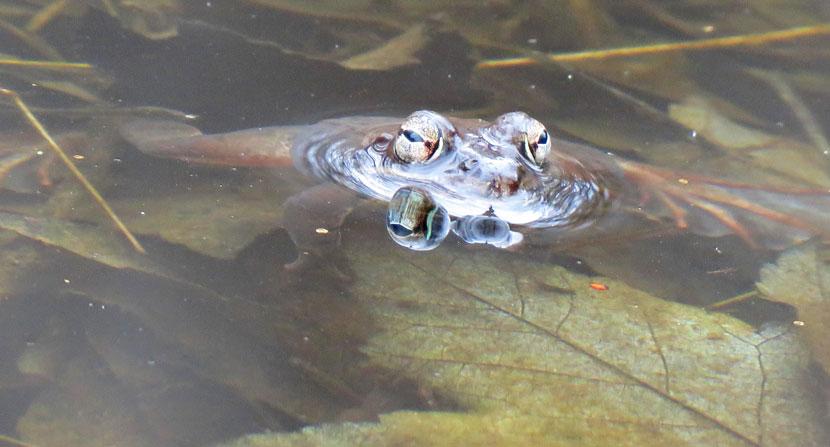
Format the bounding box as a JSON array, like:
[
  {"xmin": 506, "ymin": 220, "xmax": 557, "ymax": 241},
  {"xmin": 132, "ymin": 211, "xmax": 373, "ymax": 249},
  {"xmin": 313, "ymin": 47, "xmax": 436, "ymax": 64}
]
[
  {"xmin": 0, "ymin": 17, "xmax": 63, "ymax": 60},
  {"xmin": 26, "ymin": 0, "xmax": 68, "ymax": 33},
  {"xmin": 748, "ymin": 69, "xmax": 830, "ymax": 166},
  {"xmin": 0, "ymin": 58, "xmax": 91, "ymax": 70},
  {"xmin": 705, "ymin": 290, "xmax": 758, "ymax": 311},
  {"xmin": 0, "ymin": 433, "xmax": 38, "ymax": 447},
  {"xmin": 0, "ymin": 104, "xmax": 195, "ymax": 121},
  {"xmin": 0, "ymin": 87, "xmax": 146, "ymax": 254},
  {"xmin": 477, "ymin": 23, "xmax": 830, "ymax": 68}
]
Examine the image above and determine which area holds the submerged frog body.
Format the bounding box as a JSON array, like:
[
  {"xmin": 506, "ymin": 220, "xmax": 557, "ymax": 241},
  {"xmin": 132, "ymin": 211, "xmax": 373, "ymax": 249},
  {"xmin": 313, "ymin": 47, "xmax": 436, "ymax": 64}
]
[
  {"xmin": 121, "ymin": 111, "xmax": 829, "ymax": 266},
  {"xmin": 294, "ymin": 111, "xmax": 608, "ymax": 229}
]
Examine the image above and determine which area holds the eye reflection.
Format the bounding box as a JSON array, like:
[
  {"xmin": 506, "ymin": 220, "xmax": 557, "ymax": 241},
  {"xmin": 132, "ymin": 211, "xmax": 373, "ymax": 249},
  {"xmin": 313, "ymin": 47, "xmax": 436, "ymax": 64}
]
[
  {"xmin": 386, "ymin": 187, "xmax": 450, "ymax": 251},
  {"xmin": 452, "ymin": 214, "xmax": 523, "ymax": 248}
]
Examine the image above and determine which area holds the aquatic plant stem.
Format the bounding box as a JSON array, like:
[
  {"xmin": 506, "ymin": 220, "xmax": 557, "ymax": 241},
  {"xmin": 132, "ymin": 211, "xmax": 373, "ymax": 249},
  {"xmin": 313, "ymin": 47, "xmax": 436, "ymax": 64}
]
[
  {"xmin": 0, "ymin": 433, "xmax": 38, "ymax": 447},
  {"xmin": 705, "ymin": 290, "xmax": 758, "ymax": 311},
  {"xmin": 0, "ymin": 59, "xmax": 91, "ymax": 70},
  {"xmin": 0, "ymin": 87, "xmax": 146, "ymax": 254},
  {"xmin": 26, "ymin": 0, "xmax": 68, "ymax": 33},
  {"xmin": 749, "ymin": 69, "xmax": 830, "ymax": 168},
  {"xmin": 477, "ymin": 23, "xmax": 830, "ymax": 68}
]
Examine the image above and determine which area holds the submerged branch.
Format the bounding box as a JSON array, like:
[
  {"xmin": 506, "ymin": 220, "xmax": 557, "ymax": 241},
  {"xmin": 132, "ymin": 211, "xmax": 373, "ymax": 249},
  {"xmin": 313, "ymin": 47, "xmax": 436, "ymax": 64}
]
[
  {"xmin": 0, "ymin": 58, "xmax": 92, "ymax": 70},
  {"xmin": 477, "ymin": 23, "xmax": 830, "ymax": 68},
  {"xmin": 0, "ymin": 87, "xmax": 146, "ymax": 254}
]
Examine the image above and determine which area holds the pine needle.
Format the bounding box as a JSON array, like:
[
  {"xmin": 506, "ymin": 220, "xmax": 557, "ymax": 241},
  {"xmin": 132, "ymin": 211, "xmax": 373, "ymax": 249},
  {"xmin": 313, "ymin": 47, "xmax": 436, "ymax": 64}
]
[
  {"xmin": 0, "ymin": 58, "xmax": 92, "ymax": 70},
  {"xmin": 705, "ymin": 290, "xmax": 758, "ymax": 311},
  {"xmin": 0, "ymin": 433, "xmax": 38, "ymax": 447},
  {"xmin": 477, "ymin": 23, "xmax": 830, "ymax": 69},
  {"xmin": 0, "ymin": 87, "xmax": 146, "ymax": 254},
  {"xmin": 26, "ymin": 0, "xmax": 68, "ymax": 33}
]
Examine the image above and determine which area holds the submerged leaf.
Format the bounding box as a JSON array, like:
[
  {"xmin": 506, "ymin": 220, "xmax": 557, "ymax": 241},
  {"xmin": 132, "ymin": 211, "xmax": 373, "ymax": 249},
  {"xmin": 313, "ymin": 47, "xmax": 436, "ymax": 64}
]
[
  {"xmin": 757, "ymin": 243, "xmax": 830, "ymax": 372},
  {"xmin": 94, "ymin": 0, "xmax": 182, "ymax": 40},
  {"xmin": 0, "ymin": 211, "xmax": 165, "ymax": 274},
  {"xmin": 17, "ymin": 354, "xmax": 154, "ymax": 447},
  {"xmin": 0, "ymin": 211, "xmax": 356, "ymax": 424},
  {"xmin": 103, "ymin": 192, "xmax": 287, "ymax": 259},
  {"xmin": 341, "ymin": 24, "xmax": 427, "ymax": 71},
  {"xmin": 222, "ymin": 233, "xmax": 827, "ymax": 446},
  {"xmin": 668, "ymin": 96, "xmax": 830, "ymax": 187}
]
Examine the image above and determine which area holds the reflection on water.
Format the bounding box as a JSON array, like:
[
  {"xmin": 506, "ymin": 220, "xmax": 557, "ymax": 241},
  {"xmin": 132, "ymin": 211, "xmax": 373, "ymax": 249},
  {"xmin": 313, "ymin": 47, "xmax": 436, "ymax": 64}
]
[{"xmin": 0, "ymin": 1, "xmax": 829, "ymax": 446}]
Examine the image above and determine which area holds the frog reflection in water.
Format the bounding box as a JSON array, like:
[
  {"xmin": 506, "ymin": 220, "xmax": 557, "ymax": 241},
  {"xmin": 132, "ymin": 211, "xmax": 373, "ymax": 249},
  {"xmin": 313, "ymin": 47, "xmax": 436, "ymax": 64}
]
[{"xmin": 122, "ymin": 111, "xmax": 828, "ymax": 270}]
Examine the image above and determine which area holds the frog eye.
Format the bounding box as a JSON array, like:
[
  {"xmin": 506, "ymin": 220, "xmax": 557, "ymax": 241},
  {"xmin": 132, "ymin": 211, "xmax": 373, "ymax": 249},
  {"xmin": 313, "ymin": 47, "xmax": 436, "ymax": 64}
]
[
  {"xmin": 520, "ymin": 121, "xmax": 551, "ymax": 166},
  {"xmin": 386, "ymin": 187, "xmax": 450, "ymax": 250},
  {"xmin": 394, "ymin": 115, "xmax": 445, "ymax": 163}
]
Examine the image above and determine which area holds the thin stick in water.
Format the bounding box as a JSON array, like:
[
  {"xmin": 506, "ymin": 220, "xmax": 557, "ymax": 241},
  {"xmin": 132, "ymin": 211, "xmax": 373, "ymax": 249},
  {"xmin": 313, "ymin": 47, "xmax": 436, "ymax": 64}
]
[
  {"xmin": 0, "ymin": 87, "xmax": 146, "ymax": 254},
  {"xmin": 705, "ymin": 290, "xmax": 758, "ymax": 311},
  {"xmin": 477, "ymin": 23, "xmax": 830, "ymax": 68}
]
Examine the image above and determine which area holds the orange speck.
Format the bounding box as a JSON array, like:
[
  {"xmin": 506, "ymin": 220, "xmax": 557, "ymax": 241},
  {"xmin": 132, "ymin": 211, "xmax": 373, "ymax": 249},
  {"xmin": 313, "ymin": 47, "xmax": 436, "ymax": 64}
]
[{"xmin": 589, "ymin": 282, "xmax": 609, "ymax": 291}]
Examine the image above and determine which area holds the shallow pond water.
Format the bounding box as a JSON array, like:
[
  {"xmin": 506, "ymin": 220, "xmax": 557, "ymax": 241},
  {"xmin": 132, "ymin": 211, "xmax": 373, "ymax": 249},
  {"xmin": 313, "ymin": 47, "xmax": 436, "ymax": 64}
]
[{"xmin": 0, "ymin": 1, "xmax": 828, "ymax": 446}]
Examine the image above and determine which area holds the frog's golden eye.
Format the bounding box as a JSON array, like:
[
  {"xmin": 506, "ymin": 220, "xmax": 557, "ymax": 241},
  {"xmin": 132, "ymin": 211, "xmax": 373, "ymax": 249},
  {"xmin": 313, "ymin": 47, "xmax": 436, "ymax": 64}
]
[
  {"xmin": 394, "ymin": 115, "xmax": 444, "ymax": 163},
  {"xmin": 520, "ymin": 120, "xmax": 551, "ymax": 166}
]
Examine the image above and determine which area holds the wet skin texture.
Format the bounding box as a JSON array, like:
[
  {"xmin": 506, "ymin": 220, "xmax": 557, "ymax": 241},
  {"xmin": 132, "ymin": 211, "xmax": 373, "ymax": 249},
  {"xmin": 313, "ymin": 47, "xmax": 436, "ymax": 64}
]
[
  {"xmin": 121, "ymin": 110, "xmax": 829, "ymax": 256},
  {"xmin": 294, "ymin": 111, "xmax": 612, "ymax": 231}
]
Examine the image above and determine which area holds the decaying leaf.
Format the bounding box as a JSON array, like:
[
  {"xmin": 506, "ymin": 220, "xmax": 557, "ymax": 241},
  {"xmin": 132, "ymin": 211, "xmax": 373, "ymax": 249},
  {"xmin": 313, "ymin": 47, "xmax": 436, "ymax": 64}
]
[
  {"xmin": 0, "ymin": 210, "xmax": 361, "ymax": 425},
  {"xmin": 221, "ymin": 232, "xmax": 828, "ymax": 446},
  {"xmin": 669, "ymin": 97, "xmax": 777, "ymax": 150},
  {"xmin": 669, "ymin": 96, "xmax": 830, "ymax": 187},
  {"xmin": 92, "ymin": 0, "xmax": 182, "ymax": 40},
  {"xmin": 340, "ymin": 24, "xmax": 427, "ymax": 71},
  {"xmin": 0, "ymin": 210, "xmax": 167, "ymax": 275},
  {"xmin": 87, "ymin": 191, "xmax": 288, "ymax": 259},
  {"xmin": 244, "ymin": 0, "xmax": 617, "ymax": 51},
  {"xmin": 16, "ymin": 352, "xmax": 156, "ymax": 447},
  {"xmin": 757, "ymin": 242, "xmax": 830, "ymax": 372}
]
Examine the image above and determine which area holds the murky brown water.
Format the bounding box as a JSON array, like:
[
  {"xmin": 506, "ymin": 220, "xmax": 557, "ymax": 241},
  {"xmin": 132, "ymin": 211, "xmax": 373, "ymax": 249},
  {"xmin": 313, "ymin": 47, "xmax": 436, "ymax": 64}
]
[{"xmin": 0, "ymin": 1, "xmax": 828, "ymax": 446}]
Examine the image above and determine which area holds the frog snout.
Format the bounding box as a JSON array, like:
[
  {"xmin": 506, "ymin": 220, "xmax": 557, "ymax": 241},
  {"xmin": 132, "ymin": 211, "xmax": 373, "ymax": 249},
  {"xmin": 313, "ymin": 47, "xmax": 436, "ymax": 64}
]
[
  {"xmin": 459, "ymin": 157, "xmax": 522, "ymax": 196},
  {"xmin": 488, "ymin": 175, "xmax": 520, "ymax": 197}
]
